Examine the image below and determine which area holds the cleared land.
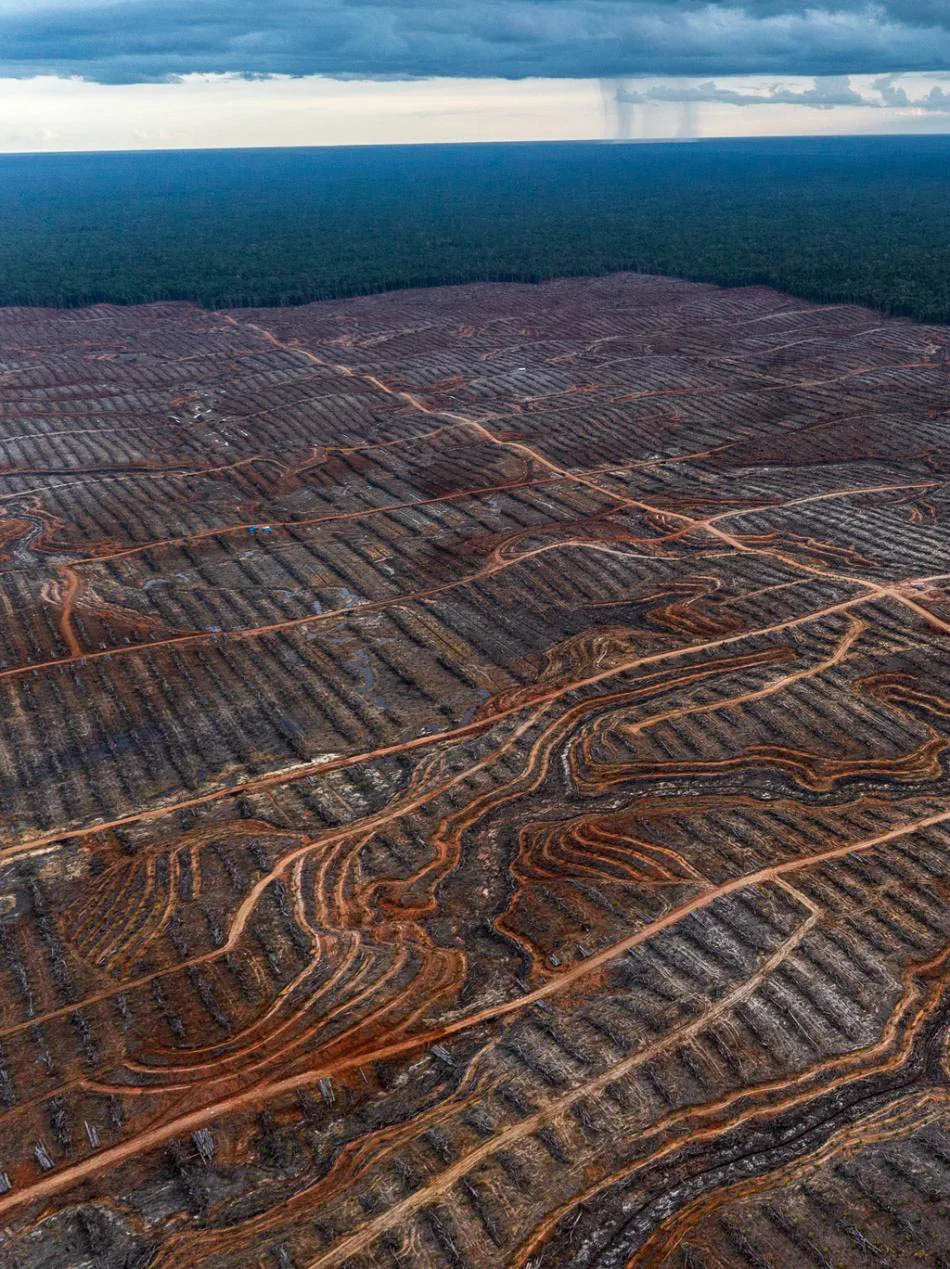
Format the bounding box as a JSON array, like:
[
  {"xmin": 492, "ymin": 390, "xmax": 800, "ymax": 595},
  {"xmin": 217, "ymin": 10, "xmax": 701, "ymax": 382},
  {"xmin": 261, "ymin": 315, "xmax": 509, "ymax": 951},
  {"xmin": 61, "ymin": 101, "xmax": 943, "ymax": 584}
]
[{"xmin": 0, "ymin": 273, "xmax": 949, "ymax": 1265}]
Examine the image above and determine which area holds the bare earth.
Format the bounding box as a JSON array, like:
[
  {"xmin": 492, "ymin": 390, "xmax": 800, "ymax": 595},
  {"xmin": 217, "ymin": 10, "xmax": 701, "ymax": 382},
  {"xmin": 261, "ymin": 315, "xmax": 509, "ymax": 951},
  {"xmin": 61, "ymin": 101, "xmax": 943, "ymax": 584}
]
[{"xmin": 1, "ymin": 273, "xmax": 950, "ymax": 1266}]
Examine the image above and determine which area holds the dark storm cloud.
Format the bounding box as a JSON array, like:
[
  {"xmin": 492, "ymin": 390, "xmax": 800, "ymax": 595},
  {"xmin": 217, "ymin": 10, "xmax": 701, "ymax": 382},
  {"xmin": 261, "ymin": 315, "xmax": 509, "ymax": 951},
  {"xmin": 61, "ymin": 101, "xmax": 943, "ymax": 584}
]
[{"xmin": 1, "ymin": 0, "xmax": 949, "ymax": 84}]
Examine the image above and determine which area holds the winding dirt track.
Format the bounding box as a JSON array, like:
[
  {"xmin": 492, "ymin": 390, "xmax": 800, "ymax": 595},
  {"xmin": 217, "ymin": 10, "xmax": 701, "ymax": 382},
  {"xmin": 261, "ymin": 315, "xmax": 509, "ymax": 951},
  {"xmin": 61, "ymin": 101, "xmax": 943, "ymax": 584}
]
[{"xmin": 1, "ymin": 273, "xmax": 950, "ymax": 1267}]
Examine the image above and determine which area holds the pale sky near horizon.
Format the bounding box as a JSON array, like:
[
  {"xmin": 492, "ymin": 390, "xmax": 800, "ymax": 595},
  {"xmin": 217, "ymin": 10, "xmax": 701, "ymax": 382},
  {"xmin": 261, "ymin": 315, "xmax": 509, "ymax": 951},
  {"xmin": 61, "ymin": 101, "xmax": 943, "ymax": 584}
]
[
  {"xmin": 3, "ymin": 71, "xmax": 950, "ymax": 153},
  {"xmin": 4, "ymin": 0, "xmax": 950, "ymax": 153}
]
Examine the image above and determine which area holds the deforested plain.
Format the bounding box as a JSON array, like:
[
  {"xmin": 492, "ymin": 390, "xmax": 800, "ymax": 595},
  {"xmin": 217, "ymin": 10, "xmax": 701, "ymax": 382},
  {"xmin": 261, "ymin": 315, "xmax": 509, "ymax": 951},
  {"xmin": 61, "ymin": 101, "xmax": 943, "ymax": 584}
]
[{"xmin": 1, "ymin": 271, "xmax": 950, "ymax": 1265}]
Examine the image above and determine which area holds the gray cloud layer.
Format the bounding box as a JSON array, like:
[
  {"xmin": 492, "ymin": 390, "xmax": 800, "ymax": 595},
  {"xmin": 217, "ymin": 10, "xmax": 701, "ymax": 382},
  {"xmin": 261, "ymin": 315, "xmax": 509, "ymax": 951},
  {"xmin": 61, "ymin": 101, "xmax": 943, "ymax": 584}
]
[
  {"xmin": 2, "ymin": 0, "xmax": 950, "ymax": 84},
  {"xmin": 618, "ymin": 72, "xmax": 950, "ymax": 110}
]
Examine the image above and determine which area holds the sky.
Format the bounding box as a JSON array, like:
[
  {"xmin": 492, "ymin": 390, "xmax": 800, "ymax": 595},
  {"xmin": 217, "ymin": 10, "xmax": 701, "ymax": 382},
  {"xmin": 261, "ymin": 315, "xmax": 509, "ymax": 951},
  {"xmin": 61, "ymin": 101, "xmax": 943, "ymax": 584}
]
[{"xmin": 2, "ymin": 0, "xmax": 950, "ymax": 151}]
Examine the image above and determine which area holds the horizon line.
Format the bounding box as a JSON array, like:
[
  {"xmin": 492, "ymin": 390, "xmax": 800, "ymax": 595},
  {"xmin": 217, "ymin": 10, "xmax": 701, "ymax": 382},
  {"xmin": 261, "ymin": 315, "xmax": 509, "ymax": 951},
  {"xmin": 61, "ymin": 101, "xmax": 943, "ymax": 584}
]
[{"xmin": 3, "ymin": 131, "xmax": 950, "ymax": 159}]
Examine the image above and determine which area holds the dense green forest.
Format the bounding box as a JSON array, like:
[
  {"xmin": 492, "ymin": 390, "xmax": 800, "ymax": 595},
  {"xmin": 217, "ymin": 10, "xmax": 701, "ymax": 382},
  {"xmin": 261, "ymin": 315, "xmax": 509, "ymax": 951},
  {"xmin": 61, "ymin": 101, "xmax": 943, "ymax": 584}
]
[{"xmin": 3, "ymin": 137, "xmax": 950, "ymax": 319}]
